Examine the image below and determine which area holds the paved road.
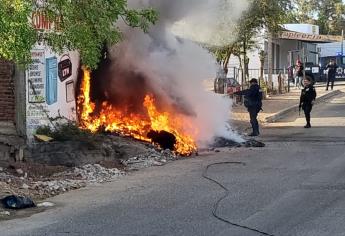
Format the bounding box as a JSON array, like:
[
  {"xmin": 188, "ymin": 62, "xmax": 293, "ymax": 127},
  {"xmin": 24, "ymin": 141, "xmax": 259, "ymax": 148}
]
[{"xmin": 1, "ymin": 93, "xmax": 345, "ymax": 236}]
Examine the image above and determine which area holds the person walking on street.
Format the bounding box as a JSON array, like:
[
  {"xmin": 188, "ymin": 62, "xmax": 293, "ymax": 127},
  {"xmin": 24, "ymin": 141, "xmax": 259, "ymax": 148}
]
[
  {"xmin": 234, "ymin": 78, "xmax": 263, "ymax": 136},
  {"xmin": 326, "ymin": 59, "xmax": 338, "ymax": 91},
  {"xmin": 295, "ymin": 59, "xmax": 304, "ymax": 89},
  {"xmin": 299, "ymin": 77, "xmax": 317, "ymax": 129}
]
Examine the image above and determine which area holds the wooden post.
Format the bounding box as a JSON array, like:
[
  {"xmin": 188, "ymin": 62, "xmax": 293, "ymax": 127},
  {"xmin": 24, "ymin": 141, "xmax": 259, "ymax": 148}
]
[{"xmin": 267, "ymin": 33, "xmax": 273, "ymax": 91}]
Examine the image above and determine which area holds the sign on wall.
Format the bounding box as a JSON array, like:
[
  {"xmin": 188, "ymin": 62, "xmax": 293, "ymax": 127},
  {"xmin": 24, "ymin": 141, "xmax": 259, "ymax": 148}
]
[
  {"xmin": 58, "ymin": 54, "xmax": 73, "ymax": 82},
  {"xmin": 280, "ymin": 31, "xmax": 342, "ymax": 43},
  {"xmin": 66, "ymin": 80, "xmax": 75, "ymax": 103},
  {"xmin": 28, "ymin": 50, "xmax": 45, "ymax": 103}
]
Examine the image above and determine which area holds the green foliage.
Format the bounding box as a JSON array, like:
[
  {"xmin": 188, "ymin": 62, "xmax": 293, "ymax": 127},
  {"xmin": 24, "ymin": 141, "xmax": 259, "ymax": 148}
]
[
  {"xmin": 0, "ymin": 0, "xmax": 158, "ymax": 68},
  {"xmin": 36, "ymin": 121, "xmax": 95, "ymax": 142},
  {"xmin": 290, "ymin": 0, "xmax": 345, "ymax": 35},
  {"xmin": 0, "ymin": 0, "xmax": 37, "ymax": 64},
  {"xmin": 212, "ymin": 0, "xmax": 288, "ymax": 73}
]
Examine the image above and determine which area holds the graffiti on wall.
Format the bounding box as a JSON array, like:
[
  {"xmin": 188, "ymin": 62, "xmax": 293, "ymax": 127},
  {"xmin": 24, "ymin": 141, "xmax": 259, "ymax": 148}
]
[
  {"xmin": 28, "ymin": 50, "xmax": 45, "ymax": 103},
  {"xmin": 26, "ymin": 104, "xmax": 49, "ymax": 135}
]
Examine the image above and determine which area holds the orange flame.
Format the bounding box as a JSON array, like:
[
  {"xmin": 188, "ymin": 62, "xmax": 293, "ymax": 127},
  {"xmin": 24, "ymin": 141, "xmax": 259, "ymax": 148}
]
[{"xmin": 77, "ymin": 67, "xmax": 197, "ymax": 155}]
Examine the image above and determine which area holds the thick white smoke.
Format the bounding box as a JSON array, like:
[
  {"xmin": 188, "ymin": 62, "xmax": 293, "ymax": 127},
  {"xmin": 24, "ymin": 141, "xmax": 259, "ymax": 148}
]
[{"xmin": 112, "ymin": 0, "xmax": 249, "ymax": 146}]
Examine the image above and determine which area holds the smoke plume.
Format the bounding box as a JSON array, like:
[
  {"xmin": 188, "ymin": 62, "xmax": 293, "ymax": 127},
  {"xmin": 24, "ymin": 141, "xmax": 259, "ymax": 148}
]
[{"xmin": 103, "ymin": 0, "xmax": 249, "ymax": 146}]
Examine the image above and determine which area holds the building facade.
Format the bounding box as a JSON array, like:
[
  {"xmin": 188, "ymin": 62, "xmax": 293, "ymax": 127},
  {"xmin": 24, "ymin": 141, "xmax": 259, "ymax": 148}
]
[{"xmin": 227, "ymin": 24, "xmax": 341, "ymax": 88}]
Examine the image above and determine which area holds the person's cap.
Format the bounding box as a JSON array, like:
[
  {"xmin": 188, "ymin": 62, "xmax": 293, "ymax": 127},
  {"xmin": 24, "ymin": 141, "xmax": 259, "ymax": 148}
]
[{"xmin": 249, "ymin": 78, "xmax": 258, "ymax": 83}]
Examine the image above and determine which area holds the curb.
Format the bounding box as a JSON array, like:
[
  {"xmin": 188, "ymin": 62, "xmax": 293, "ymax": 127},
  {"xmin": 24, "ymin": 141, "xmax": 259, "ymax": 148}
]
[{"xmin": 264, "ymin": 90, "xmax": 342, "ymax": 123}]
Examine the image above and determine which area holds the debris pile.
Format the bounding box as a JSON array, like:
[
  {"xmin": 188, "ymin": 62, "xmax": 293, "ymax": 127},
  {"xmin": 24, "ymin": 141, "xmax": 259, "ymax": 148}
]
[
  {"xmin": 243, "ymin": 139, "xmax": 266, "ymax": 148},
  {"xmin": 0, "ymin": 164, "xmax": 125, "ymax": 202},
  {"xmin": 122, "ymin": 149, "xmax": 177, "ymax": 169},
  {"xmin": 30, "ymin": 179, "xmax": 86, "ymax": 197},
  {"xmin": 212, "ymin": 137, "xmax": 242, "ymax": 148},
  {"xmin": 211, "ymin": 137, "xmax": 265, "ymax": 149},
  {"xmin": 58, "ymin": 164, "xmax": 125, "ymax": 183}
]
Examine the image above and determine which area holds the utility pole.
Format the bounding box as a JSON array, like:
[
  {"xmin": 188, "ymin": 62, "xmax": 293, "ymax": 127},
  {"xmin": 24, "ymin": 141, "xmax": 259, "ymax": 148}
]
[
  {"xmin": 341, "ymin": 30, "xmax": 344, "ymax": 60},
  {"xmin": 302, "ymin": 47, "xmax": 306, "ymax": 86},
  {"xmin": 268, "ymin": 33, "xmax": 273, "ymax": 91},
  {"xmin": 288, "ymin": 51, "xmax": 292, "ymax": 92}
]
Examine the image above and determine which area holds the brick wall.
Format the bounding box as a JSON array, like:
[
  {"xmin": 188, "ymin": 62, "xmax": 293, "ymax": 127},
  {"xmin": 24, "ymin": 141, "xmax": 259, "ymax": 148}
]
[{"xmin": 0, "ymin": 60, "xmax": 15, "ymax": 122}]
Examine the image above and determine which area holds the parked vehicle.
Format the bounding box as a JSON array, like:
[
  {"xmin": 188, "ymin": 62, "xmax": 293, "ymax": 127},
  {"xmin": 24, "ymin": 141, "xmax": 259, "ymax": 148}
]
[
  {"xmin": 319, "ymin": 56, "xmax": 345, "ymax": 82},
  {"xmin": 303, "ymin": 62, "xmax": 319, "ymax": 84},
  {"xmin": 214, "ymin": 77, "xmax": 241, "ymax": 95},
  {"xmin": 225, "ymin": 78, "xmax": 241, "ymax": 95}
]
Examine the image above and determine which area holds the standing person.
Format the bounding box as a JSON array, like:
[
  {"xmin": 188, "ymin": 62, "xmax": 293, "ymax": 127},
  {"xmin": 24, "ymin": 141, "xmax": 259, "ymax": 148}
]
[
  {"xmin": 234, "ymin": 78, "xmax": 263, "ymax": 136},
  {"xmin": 299, "ymin": 77, "xmax": 317, "ymax": 129},
  {"xmin": 326, "ymin": 59, "xmax": 338, "ymax": 91},
  {"xmin": 295, "ymin": 59, "xmax": 304, "ymax": 88}
]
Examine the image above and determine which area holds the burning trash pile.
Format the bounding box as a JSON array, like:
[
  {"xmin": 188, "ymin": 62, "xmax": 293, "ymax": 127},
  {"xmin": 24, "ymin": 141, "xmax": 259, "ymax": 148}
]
[{"xmin": 77, "ymin": 67, "xmax": 198, "ymax": 156}]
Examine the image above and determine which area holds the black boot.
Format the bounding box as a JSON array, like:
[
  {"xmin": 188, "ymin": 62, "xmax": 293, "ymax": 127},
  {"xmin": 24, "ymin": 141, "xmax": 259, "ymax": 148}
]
[{"xmin": 304, "ymin": 123, "xmax": 311, "ymax": 128}]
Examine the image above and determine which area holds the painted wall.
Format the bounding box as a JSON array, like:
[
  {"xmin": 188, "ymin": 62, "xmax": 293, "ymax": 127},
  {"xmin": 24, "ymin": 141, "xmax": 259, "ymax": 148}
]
[{"xmin": 26, "ymin": 45, "xmax": 80, "ymax": 141}]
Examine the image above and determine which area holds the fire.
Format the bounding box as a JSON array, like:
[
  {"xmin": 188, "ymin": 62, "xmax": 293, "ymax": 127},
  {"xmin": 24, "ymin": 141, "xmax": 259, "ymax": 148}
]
[{"xmin": 77, "ymin": 67, "xmax": 197, "ymax": 155}]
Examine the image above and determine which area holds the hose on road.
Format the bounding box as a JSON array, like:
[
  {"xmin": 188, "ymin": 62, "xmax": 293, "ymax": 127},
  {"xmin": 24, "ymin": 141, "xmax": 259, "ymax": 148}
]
[{"xmin": 202, "ymin": 161, "xmax": 275, "ymax": 236}]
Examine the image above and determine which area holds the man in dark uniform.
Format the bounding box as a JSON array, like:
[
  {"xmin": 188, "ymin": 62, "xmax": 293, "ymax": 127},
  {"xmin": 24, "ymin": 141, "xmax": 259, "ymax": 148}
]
[
  {"xmin": 234, "ymin": 78, "xmax": 263, "ymax": 136},
  {"xmin": 326, "ymin": 59, "xmax": 338, "ymax": 91},
  {"xmin": 299, "ymin": 77, "xmax": 317, "ymax": 128}
]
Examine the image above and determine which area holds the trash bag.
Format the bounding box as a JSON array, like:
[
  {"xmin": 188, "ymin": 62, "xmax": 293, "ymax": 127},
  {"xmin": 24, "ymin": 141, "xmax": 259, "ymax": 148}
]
[{"xmin": 2, "ymin": 195, "xmax": 36, "ymax": 209}]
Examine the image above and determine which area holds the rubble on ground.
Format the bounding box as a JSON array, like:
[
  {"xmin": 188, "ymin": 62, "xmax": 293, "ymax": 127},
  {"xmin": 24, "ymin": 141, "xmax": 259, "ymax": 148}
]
[
  {"xmin": 212, "ymin": 137, "xmax": 242, "ymax": 148},
  {"xmin": 243, "ymin": 139, "xmax": 266, "ymax": 147},
  {"xmin": 211, "ymin": 137, "xmax": 265, "ymax": 149},
  {"xmin": 53, "ymin": 164, "xmax": 125, "ymax": 183},
  {"xmin": 122, "ymin": 148, "xmax": 177, "ymax": 169},
  {"xmin": 0, "ymin": 147, "xmax": 177, "ymax": 215},
  {"xmin": 0, "ymin": 211, "xmax": 10, "ymax": 217},
  {"xmin": 0, "ymin": 164, "xmax": 125, "ymax": 208}
]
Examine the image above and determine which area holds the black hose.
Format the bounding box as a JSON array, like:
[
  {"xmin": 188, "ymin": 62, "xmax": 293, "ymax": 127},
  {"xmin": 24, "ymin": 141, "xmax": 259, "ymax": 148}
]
[{"xmin": 202, "ymin": 162, "xmax": 275, "ymax": 236}]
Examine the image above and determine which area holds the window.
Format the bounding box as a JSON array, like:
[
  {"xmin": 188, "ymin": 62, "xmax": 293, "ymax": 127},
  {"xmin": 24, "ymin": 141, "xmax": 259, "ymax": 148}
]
[
  {"xmin": 276, "ymin": 44, "xmax": 280, "ymax": 69},
  {"xmin": 272, "ymin": 43, "xmax": 275, "ymax": 70}
]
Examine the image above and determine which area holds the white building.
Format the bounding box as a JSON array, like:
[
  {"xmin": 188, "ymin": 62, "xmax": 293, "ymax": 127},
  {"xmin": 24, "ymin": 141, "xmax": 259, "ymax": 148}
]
[
  {"xmin": 227, "ymin": 24, "xmax": 342, "ymax": 87},
  {"xmin": 317, "ymin": 41, "xmax": 345, "ymax": 58}
]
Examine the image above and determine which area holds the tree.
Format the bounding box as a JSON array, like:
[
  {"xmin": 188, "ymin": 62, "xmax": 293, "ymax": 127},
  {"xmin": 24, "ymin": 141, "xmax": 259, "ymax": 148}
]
[
  {"xmin": 317, "ymin": 0, "xmax": 345, "ymax": 35},
  {"xmin": 213, "ymin": 0, "xmax": 288, "ymax": 78},
  {"xmin": 290, "ymin": 0, "xmax": 345, "ymax": 35},
  {"xmin": 0, "ymin": 0, "xmax": 158, "ymax": 68}
]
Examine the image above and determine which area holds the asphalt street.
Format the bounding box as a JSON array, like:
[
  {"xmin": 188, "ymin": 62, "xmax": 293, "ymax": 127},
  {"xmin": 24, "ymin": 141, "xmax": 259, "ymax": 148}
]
[{"xmin": 1, "ymin": 92, "xmax": 345, "ymax": 236}]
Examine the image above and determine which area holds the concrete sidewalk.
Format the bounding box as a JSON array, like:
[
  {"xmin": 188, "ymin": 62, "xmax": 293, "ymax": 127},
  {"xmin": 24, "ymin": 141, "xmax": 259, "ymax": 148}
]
[{"xmin": 231, "ymin": 83, "xmax": 345, "ymax": 125}]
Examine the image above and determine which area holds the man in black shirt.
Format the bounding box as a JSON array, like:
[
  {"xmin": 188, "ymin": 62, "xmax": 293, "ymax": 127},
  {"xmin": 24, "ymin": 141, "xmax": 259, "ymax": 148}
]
[
  {"xmin": 299, "ymin": 77, "xmax": 317, "ymax": 128},
  {"xmin": 234, "ymin": 78, "xmax": 263, "ymax": 136},
  {"xmin": 326, "ymin": 59, "xmax": 338, "ymax": 91}
]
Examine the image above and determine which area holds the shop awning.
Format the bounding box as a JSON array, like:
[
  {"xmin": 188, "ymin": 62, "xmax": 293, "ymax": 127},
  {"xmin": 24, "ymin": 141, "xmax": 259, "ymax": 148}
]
[{"xmin": 279, "ymin": 31, "xmax": 342, "ymax": 43}]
